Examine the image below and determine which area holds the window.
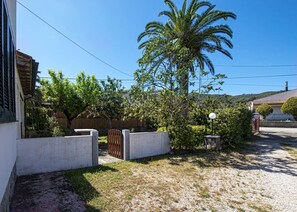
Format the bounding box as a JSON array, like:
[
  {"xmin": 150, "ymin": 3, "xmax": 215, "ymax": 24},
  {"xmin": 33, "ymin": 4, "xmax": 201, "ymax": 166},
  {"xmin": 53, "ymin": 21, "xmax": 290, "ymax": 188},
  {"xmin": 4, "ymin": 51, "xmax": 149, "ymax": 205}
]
[{"xmin": 0, "ymin": 0, "xmax": 16, "ymax": 123}]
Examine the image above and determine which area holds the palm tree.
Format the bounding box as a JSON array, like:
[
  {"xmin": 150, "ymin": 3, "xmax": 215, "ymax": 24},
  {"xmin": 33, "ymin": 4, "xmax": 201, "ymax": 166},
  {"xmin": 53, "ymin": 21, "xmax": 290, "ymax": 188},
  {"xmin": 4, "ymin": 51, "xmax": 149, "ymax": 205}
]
[{"xmin": 138, "ymin": 0, "xmax": 236, "ymax": 95}]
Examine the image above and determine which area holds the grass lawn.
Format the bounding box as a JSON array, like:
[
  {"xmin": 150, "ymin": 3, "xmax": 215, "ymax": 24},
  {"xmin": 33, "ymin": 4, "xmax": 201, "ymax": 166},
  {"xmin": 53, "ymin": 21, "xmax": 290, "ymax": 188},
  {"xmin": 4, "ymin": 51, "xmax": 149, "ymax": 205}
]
[
  {"xmin": 98, "ymin": 136, "xmax": 107, "ymax": 143},
  {"xmin": 65, "ymin": 149, "xmax": 272, "ymax": 211}
]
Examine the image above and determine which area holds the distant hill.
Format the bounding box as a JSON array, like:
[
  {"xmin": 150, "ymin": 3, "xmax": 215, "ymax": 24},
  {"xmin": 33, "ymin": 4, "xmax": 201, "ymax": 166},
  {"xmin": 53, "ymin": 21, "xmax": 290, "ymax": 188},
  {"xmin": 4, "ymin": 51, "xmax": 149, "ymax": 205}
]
[
  {"xmin": 229, "ymin": 90, "xmax": 284, "ymax": 103},
  {"xmin": 194, "ymin": 90, "xmax": 284, "ymax": 104}
]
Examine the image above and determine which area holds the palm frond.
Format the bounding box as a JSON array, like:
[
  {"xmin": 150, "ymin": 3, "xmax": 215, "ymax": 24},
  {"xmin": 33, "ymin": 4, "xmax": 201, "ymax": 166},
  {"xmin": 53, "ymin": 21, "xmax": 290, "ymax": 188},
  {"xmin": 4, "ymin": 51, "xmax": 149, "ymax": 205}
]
[
  {"xmin": 159, "ymin": 10, "xmax": 176, "ymax": 22},
  {"xmin": 145, "ymin": 21, "xmax": 165, "ymax": 32},
  {"xmin": 200, "ymin": 25, "xmax": 233, "ymax": 38},
  {"xmin": 164, "ymin": 0, "xmax": 179, "ymax": 17},
  {"xmin": 182, "ymin": 0, "xmax": 188, "ymax": 15},
  {"xmin": 201, "ymin": 54, "xmax": 215, "ymax": 74}
]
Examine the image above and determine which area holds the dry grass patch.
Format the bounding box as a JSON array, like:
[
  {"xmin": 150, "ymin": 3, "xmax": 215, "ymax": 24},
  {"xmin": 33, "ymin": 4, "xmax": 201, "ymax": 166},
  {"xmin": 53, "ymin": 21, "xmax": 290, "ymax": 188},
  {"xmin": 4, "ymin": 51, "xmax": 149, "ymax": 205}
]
[
  {"xmin": 281, "ymin": 142, "xmax": 297, "ymax": 159},
  {"xmin": 65, "ymin": 151, "xmax": 272, "ymax": 211}
]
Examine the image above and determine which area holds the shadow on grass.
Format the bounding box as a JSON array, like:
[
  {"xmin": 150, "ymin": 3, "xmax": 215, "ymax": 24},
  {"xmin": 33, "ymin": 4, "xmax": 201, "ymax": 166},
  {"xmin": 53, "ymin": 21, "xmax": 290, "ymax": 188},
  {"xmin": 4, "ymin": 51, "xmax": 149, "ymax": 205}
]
[{"xmin": 64, "ymin": 165, "xmax": 118, "ymax": 211}]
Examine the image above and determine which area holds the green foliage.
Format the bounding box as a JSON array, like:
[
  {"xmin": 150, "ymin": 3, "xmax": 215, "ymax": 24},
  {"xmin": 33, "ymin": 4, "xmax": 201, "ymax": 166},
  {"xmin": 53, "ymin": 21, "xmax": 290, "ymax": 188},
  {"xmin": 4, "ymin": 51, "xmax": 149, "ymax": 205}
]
[
  {"xmin": 125, "ymin": 88, "xmax": 188, "ymax": 130},
  {"xmin": 137, "ymin": 0, "xmax": 236, "ymax": 96},
  {"xmin": 216, "ymin": 106, "xmax": 253, "ymax": 146},
  {"xmin": 168, "ymin": 123, "xmax": 193, "ymax": 150},
  {"xmin": 48, "ymin": 116, "xmax": 69, "ymax": 137},
  {"xmin": 89, "ymin": 77, "xmax": 124, "ymax": 129},
  {"xmin": 157, "ymin": 126, "xmax": 167, "ymax": 132},
  {"xmin": 40, "ymin": 70, "xmax": 100, "ymax": 130},
  {"xmin": 26, "ymin": 105, "xmax": 67, "ymax": 137},
  {"xmin": 281, "ymin": 97, "xmax": 297, "ymax": 120},
  {"xmin": 191, "ymin": 125, "xmax": 206, "ymax": 146},
  {"xmin": 256, "ymin": 103, "xmax": 273, "ymax": 119},
  {"xmin": 158, "ymin": 124, "xmax": 206, "ymax": 149}
]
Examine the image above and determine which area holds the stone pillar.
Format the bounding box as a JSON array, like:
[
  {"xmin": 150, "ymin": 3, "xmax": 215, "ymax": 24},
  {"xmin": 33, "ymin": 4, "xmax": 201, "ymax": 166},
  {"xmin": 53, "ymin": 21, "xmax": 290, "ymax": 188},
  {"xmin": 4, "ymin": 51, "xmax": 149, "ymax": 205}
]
[{"xmin": 122, "ymin": 129, "xmax": 130, "ymax": 161}]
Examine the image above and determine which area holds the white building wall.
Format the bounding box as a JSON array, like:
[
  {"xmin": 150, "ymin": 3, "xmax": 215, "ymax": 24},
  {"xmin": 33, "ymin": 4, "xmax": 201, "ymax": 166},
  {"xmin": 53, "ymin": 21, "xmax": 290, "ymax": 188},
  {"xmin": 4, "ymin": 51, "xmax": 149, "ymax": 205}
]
[
  {"xmin": 0, "ymin": 0, "xmax": 18, "ymax": 206},
  {"xmin": 17, "ymin": 136, "xmax": 94, "ymax": 176},
  {"xmin": 0, "ymin": 122, "xmax": 17, "ymax": 202},
  {"xmin": 129, "ymin": 132, "xmax": 171, "ymax": 160},
  {"xmin": 15, "ymin": 74, "xmax": 25, "ymax": 138}
]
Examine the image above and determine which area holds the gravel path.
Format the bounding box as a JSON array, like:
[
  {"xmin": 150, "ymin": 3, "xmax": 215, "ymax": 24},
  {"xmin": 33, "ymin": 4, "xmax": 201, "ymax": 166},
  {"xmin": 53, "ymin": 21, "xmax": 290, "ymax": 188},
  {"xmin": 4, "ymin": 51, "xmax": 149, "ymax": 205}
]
[{"xmin": 253, "ymin": 130, "xmax": 297, "ymax": 211}]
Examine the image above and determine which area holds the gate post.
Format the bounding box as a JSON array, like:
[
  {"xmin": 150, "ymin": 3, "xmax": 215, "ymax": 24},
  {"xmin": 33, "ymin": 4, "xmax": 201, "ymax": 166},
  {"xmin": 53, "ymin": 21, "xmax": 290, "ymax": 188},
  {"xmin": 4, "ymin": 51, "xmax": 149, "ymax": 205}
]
[
  {"xmin": 90, "ymin": 130, "xmax": 99, "ymax": 166},
  {"xmin": 122, "ymin": 129, "xmax": 130, "ymax": 161}
]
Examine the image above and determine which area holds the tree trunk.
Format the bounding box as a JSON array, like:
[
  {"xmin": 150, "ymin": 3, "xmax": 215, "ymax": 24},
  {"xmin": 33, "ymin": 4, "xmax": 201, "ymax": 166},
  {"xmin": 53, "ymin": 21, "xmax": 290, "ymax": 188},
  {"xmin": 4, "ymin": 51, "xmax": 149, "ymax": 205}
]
[
  {"xmin": 108, "ymin": 118, "xmax": 112, "ymax": 129},
  {"xmin": 66, "ymin": 117, "xmax": 72, "ymax": 130}
]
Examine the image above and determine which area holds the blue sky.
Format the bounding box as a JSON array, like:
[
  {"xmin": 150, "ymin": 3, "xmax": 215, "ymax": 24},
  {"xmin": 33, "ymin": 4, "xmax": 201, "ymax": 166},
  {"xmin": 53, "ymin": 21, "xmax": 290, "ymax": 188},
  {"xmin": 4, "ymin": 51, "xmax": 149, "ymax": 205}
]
[{"xmin": 17, "ymin": 0, "xmax": 297, "ymax": 95}]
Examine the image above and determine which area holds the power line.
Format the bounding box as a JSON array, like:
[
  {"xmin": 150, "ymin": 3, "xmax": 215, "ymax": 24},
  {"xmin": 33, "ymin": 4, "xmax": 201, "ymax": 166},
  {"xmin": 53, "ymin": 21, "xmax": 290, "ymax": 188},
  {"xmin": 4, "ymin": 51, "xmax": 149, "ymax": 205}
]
[
  {"xmin": 226, "ymin": 73, "xmax": 297, "ymax": 79},
  {"xmin": 224, "ymin": 83, "xmax": 287, "ymax": 87},
  {"xmin": 40, "ymin": 76, "xmax": 135, "ymax": 81},
  {"xmin": 17, "ymin": 1, "xmax": 133, "ymax": 77},
  {"xmin": 40, "ymin": 73, "xmax": 297, "ymax": 82},
  {"xmin": 198, "ymin": 73, "xmax": 297, "ymax": 82},
  {"xmin": 216, "ymin": 64, "xmax": 297, "ymax": 68}
]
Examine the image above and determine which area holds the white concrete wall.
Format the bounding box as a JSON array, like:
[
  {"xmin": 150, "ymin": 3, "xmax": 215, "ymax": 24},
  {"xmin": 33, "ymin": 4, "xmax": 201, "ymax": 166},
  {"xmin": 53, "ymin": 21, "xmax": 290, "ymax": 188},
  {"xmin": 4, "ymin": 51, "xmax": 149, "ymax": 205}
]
[
  {"xmin": 17, "ymin": 135, "xmax": 93, "ymax": 176},
  {"xmin": 129, "ymin": 132, "xmax": 170, "ymax": 160},
  {"xmin": 0, "ymin": 122, "xmax": 17, "ymax": 202}
]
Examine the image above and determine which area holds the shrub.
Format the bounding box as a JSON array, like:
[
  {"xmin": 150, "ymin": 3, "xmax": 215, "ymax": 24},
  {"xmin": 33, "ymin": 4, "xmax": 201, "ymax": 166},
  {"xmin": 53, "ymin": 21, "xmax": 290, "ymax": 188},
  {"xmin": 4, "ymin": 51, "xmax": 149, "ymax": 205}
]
[
  {"xmin": 168, "ymin": 124, "xmax": 193, "ymax": 149},
  {"xmin": 157, "ymin": 126, "xmax": 167, "ymax": 132},
  {"xmin": 238, "ymin": 106, "xmax": 253, "ymax": 140},
  {"xmin": 162, "ymin": 125, "xmax": 206, "ymax": 149},
  {"xmin": 48, "ymin": 116, "xmax": 69, "ymax": 137},
  {"xmin": 281, "ymin": 97, "xmax": 297, "ymax": 120},
  {"xmin": 216, "ymin": 106, "xmax": 253, "ymax": 147},
  {"xmin": 191, "ymin": 125, "xmax": 206, "ymax": 146},
  {"xmin": 256, "ymin": 103, "xmax": 273, "ymax": 119}
]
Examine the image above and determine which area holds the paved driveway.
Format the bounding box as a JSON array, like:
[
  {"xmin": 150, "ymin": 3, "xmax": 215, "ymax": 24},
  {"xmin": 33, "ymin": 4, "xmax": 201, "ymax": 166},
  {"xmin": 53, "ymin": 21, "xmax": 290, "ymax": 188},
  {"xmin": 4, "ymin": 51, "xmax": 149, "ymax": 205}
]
[
  {"xmin": 254, "ymin": 128, "xmax": 297, "ymax": 211},
  {"xmin": 260, "ymin": 127, "xmax": 297, "ymax": 134}
]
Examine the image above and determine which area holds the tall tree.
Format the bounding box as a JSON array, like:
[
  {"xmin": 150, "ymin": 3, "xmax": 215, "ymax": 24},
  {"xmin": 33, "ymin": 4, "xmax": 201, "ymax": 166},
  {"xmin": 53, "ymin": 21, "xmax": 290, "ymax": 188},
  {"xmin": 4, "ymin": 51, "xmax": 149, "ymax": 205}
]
[
  {"xmin": 40, "ymin": 70, "xmax": 100, "ymax": 130},
  {"xmin": 137, "ymin": 0, "xmax": 236, "ymax": 95},
  {"xmin": 89, "ymin": 77, "xmax": 124, "ymax": 129}
]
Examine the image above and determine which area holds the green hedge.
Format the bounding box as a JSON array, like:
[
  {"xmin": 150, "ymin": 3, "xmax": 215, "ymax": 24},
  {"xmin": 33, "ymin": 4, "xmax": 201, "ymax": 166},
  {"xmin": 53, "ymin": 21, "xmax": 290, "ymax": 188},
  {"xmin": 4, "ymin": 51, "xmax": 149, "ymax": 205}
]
[
  {"xmin": 191, "ymin": 125, "xmax": 206, "ymax": 146},
  {"xmin": 158, "ymin": 105, "xmax": 252, "ymax": 149},
  {"xmin": 158, "ymin": 125, "xmax": 206, "ymax": 149},
  {"xmin": 216, "ymin": 106, "xmax": 253, "ymax": 146}
]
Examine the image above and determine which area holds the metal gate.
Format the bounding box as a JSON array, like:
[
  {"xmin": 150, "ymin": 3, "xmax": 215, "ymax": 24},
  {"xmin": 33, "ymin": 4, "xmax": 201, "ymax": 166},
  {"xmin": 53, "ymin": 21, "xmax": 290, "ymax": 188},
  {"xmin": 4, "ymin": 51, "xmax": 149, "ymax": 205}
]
[
  {"xmin": 252, "ymin": 116, "xmax": 260, "ymax": 132},
  {"xmin": 108, "ymin": 129, "xmax": 123, "ymax": 159}
]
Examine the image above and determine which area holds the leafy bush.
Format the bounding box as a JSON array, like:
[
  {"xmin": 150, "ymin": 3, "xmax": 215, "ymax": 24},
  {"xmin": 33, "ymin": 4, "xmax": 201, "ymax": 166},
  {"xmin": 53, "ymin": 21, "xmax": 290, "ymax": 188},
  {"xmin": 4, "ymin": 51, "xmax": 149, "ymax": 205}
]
[
  {"xmin": 157, "ymin": 126, "xmax": 167, "ymax": 132},
  {"xmin": 216, "ymin": 106, "xmax": 253, "ymax": 147},
  {"xmin": 281, "ymin": 97, "xmax": 297, "ymax": 120},
  {"xmin": 48, "ymin": 116, "xmax": 69, "ymax": 137},
  {"xmin": 161, "ymin": 125, "xmax": 206, "ymax": 149},
  {"xmin": 256, "ymin": 103, "xmax": 273, "ymax": 119},
  {"xmin": 191, "ymin": 125, "xmax": 206, "ymax": 146},
  {"xmin": 168, "ymin": 124, "xmax": 193, "ymax": 149}
]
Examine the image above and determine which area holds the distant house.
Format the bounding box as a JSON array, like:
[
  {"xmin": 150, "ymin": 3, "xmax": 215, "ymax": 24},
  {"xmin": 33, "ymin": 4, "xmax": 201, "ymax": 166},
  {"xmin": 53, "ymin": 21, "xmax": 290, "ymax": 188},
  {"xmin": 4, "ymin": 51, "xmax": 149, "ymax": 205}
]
[
  {"xmin": 0, "ymin": 0, "xmax": 38, "ymax": 210},
  {"xmin": 251, "ymin": 89, "xmax": 297, "ymax": 121}
]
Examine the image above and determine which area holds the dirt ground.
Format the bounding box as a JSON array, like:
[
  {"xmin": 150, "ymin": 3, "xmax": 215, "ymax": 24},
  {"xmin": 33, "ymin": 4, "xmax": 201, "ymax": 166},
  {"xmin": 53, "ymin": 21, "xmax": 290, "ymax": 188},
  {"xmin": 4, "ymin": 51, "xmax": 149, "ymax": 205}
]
[{"xmin": 11, "ymin": 172, "xmax": 86, "ymax": 212}]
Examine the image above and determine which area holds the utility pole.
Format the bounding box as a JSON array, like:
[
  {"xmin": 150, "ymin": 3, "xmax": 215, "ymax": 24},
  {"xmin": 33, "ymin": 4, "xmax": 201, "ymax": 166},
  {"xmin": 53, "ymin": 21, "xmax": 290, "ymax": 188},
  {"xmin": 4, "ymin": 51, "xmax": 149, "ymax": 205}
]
[{"xmin": 285, "ymin": 81, "xmax": 288, "ymax": 91}]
